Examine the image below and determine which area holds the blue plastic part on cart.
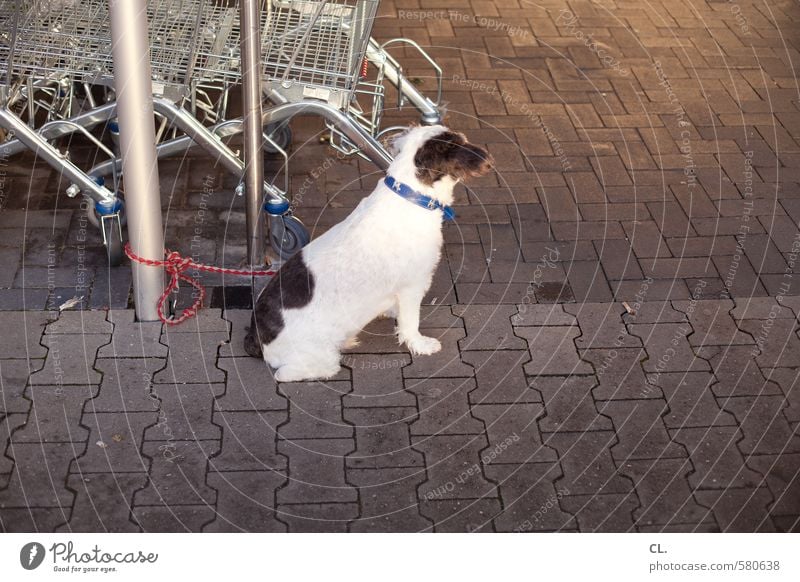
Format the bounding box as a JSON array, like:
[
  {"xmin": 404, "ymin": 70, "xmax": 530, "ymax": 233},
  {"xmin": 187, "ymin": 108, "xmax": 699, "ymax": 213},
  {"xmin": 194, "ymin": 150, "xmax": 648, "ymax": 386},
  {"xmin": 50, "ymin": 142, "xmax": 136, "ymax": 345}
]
[
  {"xmin": 108, "ymin": 120, "xmax": 119, "ymax": 133},
  {"xmin": 264, "ymin": 198, "xmax": 291, "ymax": 215},
  {"xmin": 95, "ymin": 197, "xmax": 123, "ymax": 216}
]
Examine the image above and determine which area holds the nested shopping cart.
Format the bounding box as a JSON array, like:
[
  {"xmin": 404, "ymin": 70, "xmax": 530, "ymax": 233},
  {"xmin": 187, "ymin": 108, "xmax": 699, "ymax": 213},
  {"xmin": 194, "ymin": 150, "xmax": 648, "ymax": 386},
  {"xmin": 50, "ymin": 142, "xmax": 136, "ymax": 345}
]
[{"xmin": 0, "ymin": 0, "xmax": 445, "ymax": 263}]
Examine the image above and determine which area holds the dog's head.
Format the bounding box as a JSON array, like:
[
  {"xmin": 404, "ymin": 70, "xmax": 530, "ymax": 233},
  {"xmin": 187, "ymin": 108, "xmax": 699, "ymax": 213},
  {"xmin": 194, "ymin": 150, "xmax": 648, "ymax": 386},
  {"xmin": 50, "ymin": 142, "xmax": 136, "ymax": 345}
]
[{"xmin": 390, "ymin": 126, "xmax": 494, "ymax": 186}]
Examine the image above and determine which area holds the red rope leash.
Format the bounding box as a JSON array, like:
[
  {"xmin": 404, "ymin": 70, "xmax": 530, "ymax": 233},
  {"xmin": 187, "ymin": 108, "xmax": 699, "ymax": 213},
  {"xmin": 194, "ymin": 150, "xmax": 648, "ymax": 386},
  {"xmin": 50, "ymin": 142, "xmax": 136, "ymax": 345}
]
[{"xmin": 123, "ymin": 243, "xmax": 275, "ymax": 325}]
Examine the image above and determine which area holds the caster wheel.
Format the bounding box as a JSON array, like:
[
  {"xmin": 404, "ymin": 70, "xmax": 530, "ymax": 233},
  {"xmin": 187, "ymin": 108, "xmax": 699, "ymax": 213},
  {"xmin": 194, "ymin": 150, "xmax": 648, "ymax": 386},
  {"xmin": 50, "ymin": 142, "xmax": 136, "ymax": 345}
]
[
  {"xmin": 87, "ymin": 197, "xmax": 126, "ymax": 229},
  {"xmin": 269, "ymin": 214, "xmax": 309, "ymax": 260},
  {"xmin": 264, "ymin": 122, "xmax": 292, "ymax": 154},
  {"xmin": 101, "ymin": 215, "xmax": 125, "ymax": 267}
]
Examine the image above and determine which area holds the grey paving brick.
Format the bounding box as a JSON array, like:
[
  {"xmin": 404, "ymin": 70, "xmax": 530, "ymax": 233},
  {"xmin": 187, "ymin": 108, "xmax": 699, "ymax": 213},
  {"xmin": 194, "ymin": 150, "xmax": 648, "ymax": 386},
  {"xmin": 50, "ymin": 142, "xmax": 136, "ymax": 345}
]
[
  {"xmin": 217, "ymin": 310, "xmax": 251, "ymax": 357},
  {"xmin": 205, "ymin": 470, "xmax": 287, "ymax": 532},
  {"xmin": 276, "ymin": 439, "xmax": 356, "ymax": 505},
  {"xmin": 512, "ymin": 303, "xmax": 575, "ymax": 326},
  {"xmin": 582, "ymin": 348, "xmax": 657, "ymax": 400},
  {"xmin": 45, "ymin": 310, "xmax": 112, "ymax": 335},
  {"xmin": 74, "ymin": 412, "xmax": 155, "ymax": 473},
  {"xmin": 632, "ymin": 323, "xmax": 709, "ymax": 374},
  {"xmin": 0, "ymin": 507, "xmax": 71, "ymax": 532},
  {"xmin": 762, "ymin": 368, "xmax": 800, "ymax": 426},
  {"xmin": 344, "ymin": 407, "xmax": 422, "ymax": 469},
  {"xmin": 564, "ymin": 303, "xmax": 642, "ymax": 348},
  {"xmin": 600, "ymin": 400, "xmax": 687, "ymax": 461},
  {"xmin": 473, "ymin": 404, "xmax": 556, "ymax": 464},
  {"xmin": 739, "ymin": 318, "xmax": 800, "ymax": 368},
  {"xmin": 0, "ymin": 288, "xmax": 50, "ymax": 310},
  {"xmin": 517, "ymin": 326, "xmax": 593, "ymax": 375},
  {"xmin": 278, "ymin": 503, "xmax": 358, "ymax": 532},
  {"xmin": 462, "ymin": 350, "xmax": 540, "ymax": 405},
  {"xmin": 143, "ymin": 383, "xmax": 224, "ymax": 441},
  {"xmin": 693, "ymin": 488, "xmax": 776, "ymax": 532},
  {"xmin": 30, "ymin": 333, "xmax": 108, "ymax": 386},
  {"xmin": 153, "ymin": 331, "xmax": 227, "ymax": 384},
  {"xmin": 0, "ymin": 358, "xmax": 43, "ymax": 413},
  {"xmin": 650, "ymin": 372, "xmax": 736, "ymax": 428},
  {"xmin": 489, "ymin": 463, "xmax": 576, "ymax": 531},
  {"xmin": 700, "ymin": 345, "xmax": 783, "ymax": 398},
  {"xmin": 719, "ymin": 396, "xmax": 800, "ymax": 455},
  {"xmin": 407, "ymin": 377, "xmax": 484, "ymax": 436},
  {"xmin": 545, "ymin": 431, "xmax": 632, "ymax": 496},
  {"xmin": 566, "ymin": 260, "xmax": 613, "ymax": 301},
  {"xmin": 612, "ymin": 280, "xmax": 691, "ymax": 302},
  {"xmin": 98, "ymin": 310, "xmax": 166, "ymax": 358},
  {"xmin": 533, "ymin": 376, "xmax": 610, "ymax": 432},
  {"xmin": 133, "ymin": 505, "xmax": 216, "ymax": 533},
  {"xmin": 672, "ymin": 426, "xmax": 763, "ymax": 490},
  {"xmin": 414, "ymin": 434, "xmax": 497, "ymax": 501},
  {"xmin": 0, "ymin": 442, "xmax": 76, "ymax": 507},
  {"xmin": 348, "ymin": 467, "xmax": 430, "ymax": 532},
  {"xmin": 418, "ymin": 498, "xmax": 501, "ymax": 532},
  {"xmin": 673, "ymin": 299, "xmax": 753, "ymax": 346},
  {"xmin": 134, "ymin": 440, "xmax": 219, "ymax": 506},
  {"xmin": 620, "ymin": 458, "xmax": 714, "ymax": 527},
  {"xmin": 560, "ymin": 493, "xmax": 638, "ymax": 532},
  {"xmin": 277, "ymin": 381, "xmax": 351, "ymax": 440},
  {"xmin": 211, "ymin": 411, "xmax": 286, "ymax": 471},
  {"xmin": 453, "ymin": 304, "xmax": 527, "ymax": 350},
  {"xmin": 403, "ymin": 328, "xmax": 474, "ymax": 378},
  {"xmin": 60, "ymin": 473, "xmax": 146, "ymax": 532},
  {"xmin": 15, "ymin": 384, "xmax": 96, "ymax": 443},
  {"xmin": 88, "ymin": 267, "xmax": 132, "ymax": 310},
  {"xmin": 215, "ymin": 356, "xmax": 286, "ymax": 411},
  {"xmin": 731, "ymin": 297, "xmax": 796, "ymax": 320},
  {"xmin": 0, "ymin": 312, "xmax": 50, "ymax": 358},
  {"xmin": 748, "ymin": 454, "xmax": 800, "ymax": 519},
  {"xmin": 342, "ymin": 353, "xmax": 413, "ymax": 408},
  {"xmin": 0, "ymin": 413, "xmax": 27, "ymax": 475},
  {"xmin": 91, "ymin": 358, "xmax": 165, "ymax": 412}
]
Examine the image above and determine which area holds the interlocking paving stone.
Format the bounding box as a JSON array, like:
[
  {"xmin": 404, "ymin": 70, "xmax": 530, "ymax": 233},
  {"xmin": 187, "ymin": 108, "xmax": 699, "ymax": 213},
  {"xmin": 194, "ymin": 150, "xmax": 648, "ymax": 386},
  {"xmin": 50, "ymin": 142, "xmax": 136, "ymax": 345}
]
[
  {"xmin": 15, "ymin": 384, "xmax": 96, "ymax": 443},
  {"xmin": 748, "ymin": 454, "xmax": 800, "ymax": 520},
  {"xmin": 620, "ymin": 458, "xmax": 714, "ymax": 527},
  {"xmin": 132, "ymin": 505, "xmax": 217, "ymax": 533},
  {"xmin": 276, "ymin": 439, "xmax": 356, "ymax": 505},
  {"xmin": 91, "ymin": 358, "xmax": 164, "ymax": 412},
  {"xmin": 205, "ymin": 470, "xmax": 287, "ymax": 532},
  {"xmin": 649, "ymin": 372, "xmax": 736, "ymax": 428},
  {"xmin": 631, "ymin": 323, "xmax": 710, "ymax": 374},
  {"xmin": 453, "ymin": 304, "xmax": 527, "ymax": 350},
  {"xmin": 211, "ymin": 411, "xmax": 286, "ymax": 471},
  {"xmin": 348, "ymin": 467, "xmax": 430, "ymax": 532},
  {"xmin": 153, "ymin": 331, "xmax": 227, "ymax": 384},
  {"xmin": 407, "ymin": 378, "xmax": 484, "ymax": 436},
  {"xmin": 599, "ymin": 400, "xmax": 687, "ymax": 461},
  {"xmin": 30, "ymin": 333, "xmax": 108, "ymax": 386},
  {"xmin": 74, "ymin": 412, "xmax": 156, "ymax": 473},
  {"xmin": 739, "ymin": 318, "xmax": 800, "ymax": 368},
  {"xmin": 564, "ymin": 303, "xmax": 642, "ymax": 349},
  {"xmin": 731, "ymin": 297, "xmax": 796, "ymax": 320},
  {"xmin": 98, "ymin": 310, "xmax": 167, "ymax": 358},
  {"xmin": 0, "ymin": 442, "xmax": 77, "ymax": 507},
  {"xmin": 488, "ymin": 463, "xmax": 576, "ymax": 531},
  {"xmin": 215, "ymin": 357, "xmax": 286, "ymax": 411},
  {"xmin": 533, "ymin": 376, "xmax": 610, "ymax": 432},
  {"xmin": 342, "ymin": 354, "xmax": 414, "ymax": 408},
  {"xmin": 403, "ymin": 328, "xmax": 474, "ymax": 378},
  {"xmin": 60, "ymin": 473, "xmax": 146, "ymax": 532},
  {"xmin": 134, "ymin": 440, "xmax": 219, "ymax": 506},
  {"xmin": 693, "ymin": 488, "xmax": 776, "ymax": 532},
  {"xmin": 143, "ymin": 383, "xmax": 224, "ymax": 441},
  {"xmin": 560, "ymin": 493, "xmax": 638, "ymax": 532},
  {"xmin": 414, "ymin": 434, "xmax": 497, "ymax": 501},
  {"xmin": 761, "ymin": 368, "xmax": 800, "ymax": 427},
  {"xmin": 0, "ymin": 312, "xmax": 50, "ymax": 358},
  {"xmin": 461, "ymin": 350, "xmax": 540, "ymax": 404},
  {"xmin": 277, "ymin": 381, "xmax": 352, "ymax": 440},
  {"xmin": 545, "ymin": 431, "xmax": 632, "ymax": 496},
  {"xmin": 718, "ymin": 396, "xmax": 800, "ymax": 455},
  {"xmin": 345, "ymin": 407, "xmax": 422, "ymax": 469},
  {"xmin": 673, "ymin": 299, "xmax": 754, "ymax": 347},
  {"xmin": 517, "ymin": 326, "xmax": 593, "ymax": 375},
  {"xmin": 472, "ymin": 404, "xmax": 556, "ymax": 465},
  {"xmin": 511, "ymin": 303, "xmax": 575, "ymax": 326},
  {"xmin": 278, "ymin": 503, "xmax": 359, "ymax": 533},
  {"xmin": 582, "ymin": 348, "xmax": 656, "ymax": 400},
  {"xmin": 0, "ymin": 507, "xmax": 71, "ymax": 532},
  {"xmin": 45, "ymin": 311, "xmax": 112, "ymax": 335},
  {"xmin": 0, "ymin": 358, "xmax": 44, "ymax": 413},
  {"xmin": 417, "ymin": 498, "xmax": 502, "ymax": 532},
  {"xmin": 671, "ymin": 426, "xmax": 763, "ymax": 490},
  {"xmin": 700, "ymin": 345, "xmax": 784, "ymax": 398},
  {"xmin": 0, "ymin": 413, "xmax": 27, "ymax": 477}
]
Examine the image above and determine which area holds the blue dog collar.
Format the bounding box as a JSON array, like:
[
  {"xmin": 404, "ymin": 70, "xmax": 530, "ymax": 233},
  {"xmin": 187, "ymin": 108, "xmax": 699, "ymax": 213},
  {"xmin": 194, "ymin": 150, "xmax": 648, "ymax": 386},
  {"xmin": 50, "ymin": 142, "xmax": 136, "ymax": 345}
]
[{"xmin": 384, "ymin": 176, "xmax": 455, "ymax": 221}]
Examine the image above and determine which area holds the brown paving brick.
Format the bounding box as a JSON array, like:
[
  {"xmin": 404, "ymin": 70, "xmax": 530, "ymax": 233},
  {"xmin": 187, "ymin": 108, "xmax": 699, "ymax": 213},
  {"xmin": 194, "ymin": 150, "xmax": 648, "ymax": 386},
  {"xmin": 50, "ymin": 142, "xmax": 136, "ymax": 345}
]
[
  {"xmin": 693, "ymin": 488, "xmax": 775, "ymax": 532},
  {"xmin": 748, "ymin": 454, "xmax": 800, "ymax": 519},
  {"xmin": 517, "ymin": 326, "xmax": 593, "ymax": 376},
  {"xmin": 566, "ymin": 261, "xmax": 613, "ymax": 302},
  {"xmin": 761, "ymin": 368, "xmax": 800, "ymax": 427},
  {"xmin": 719, "ymin": 395, "xmax": 800, "ymax": 455},
  {"xmin": 462, "ymin": 350, "xmax": 540, "ymax": 405},
  {"xmin": 650, "ymin": 371, "xmax": 736, "ymax": 428},
  {"xmin": 601, "ymin": 399, "xmax": 687, "ymax": 461},
  {"xmin": 672, "ymin": 426, "xmax": 763, "ymax": 490},
  {"xmin": 667, "ymin": 236, "xmax": 739, "ymax": 257},
  {"xmin": 205, "ymin": 470, "xmax": 287, "ymax": 532},
  {"xmin": 621, "ymin": 221, "xmax": 670, "ymax": 259},
  {"xmin": 739, "ymin": 318, "xmax": 800, "ymax": 369},
  {"xmin": 488, "ymin": 463, "xmax": 576, "ymax": 531},
  {"xmin": 596, "ymin": 239, "xmax": 645, "ymax": 280},
  {"xmin": 673, "ymin": 299, "xmax": 754, "ymax": 347},
  {"xmin": 551, "ymin": 221, "xmax": 626, "ymax": 241},
  {"xmin": 612, "ymin": 279, "xmax": 691, "ymax": 301}
]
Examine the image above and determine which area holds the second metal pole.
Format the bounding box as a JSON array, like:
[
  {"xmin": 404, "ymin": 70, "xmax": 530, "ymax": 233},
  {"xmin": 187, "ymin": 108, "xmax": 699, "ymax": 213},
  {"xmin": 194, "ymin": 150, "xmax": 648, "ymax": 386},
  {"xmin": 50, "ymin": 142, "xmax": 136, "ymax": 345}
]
[
  {"xmin": 240, "ymin": 0, "xmax": 265, "ymax": 266},
  {"xmin": 110, "ymin": 0, "xmax": 165, "ymax": 321}
]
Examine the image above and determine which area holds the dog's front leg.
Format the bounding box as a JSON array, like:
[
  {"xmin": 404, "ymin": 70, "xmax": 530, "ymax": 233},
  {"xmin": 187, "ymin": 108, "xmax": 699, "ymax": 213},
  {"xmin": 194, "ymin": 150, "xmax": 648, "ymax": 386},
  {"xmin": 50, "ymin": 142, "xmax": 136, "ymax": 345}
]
[{"xmin": 396, "ymin": 288, "xmax": 442, "ymax": 355}]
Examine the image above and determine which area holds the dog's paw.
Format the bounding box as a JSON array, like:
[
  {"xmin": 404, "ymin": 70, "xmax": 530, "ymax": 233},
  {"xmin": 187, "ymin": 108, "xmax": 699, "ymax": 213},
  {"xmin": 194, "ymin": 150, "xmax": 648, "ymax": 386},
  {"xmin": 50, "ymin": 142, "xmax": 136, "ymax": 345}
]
[{"xmin": 406, "ymin": 335, "xmax": 442, "ymax": 356}]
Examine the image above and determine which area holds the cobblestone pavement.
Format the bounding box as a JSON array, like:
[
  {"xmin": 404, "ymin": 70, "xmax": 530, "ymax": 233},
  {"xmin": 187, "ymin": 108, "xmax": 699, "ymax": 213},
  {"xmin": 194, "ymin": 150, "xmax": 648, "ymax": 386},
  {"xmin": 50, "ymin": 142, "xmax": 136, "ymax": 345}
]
[{"xmin": 1, "ymin": 0, "xmax": 800, "ymax": 531}]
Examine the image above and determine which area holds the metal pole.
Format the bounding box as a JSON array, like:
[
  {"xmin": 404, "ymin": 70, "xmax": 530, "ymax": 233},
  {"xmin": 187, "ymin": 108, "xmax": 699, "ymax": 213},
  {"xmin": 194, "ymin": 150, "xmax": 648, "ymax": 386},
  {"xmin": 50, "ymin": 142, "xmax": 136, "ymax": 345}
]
[
  {"xmin": 240, "ymin": 0, "xmax": 265, "ymax": 266},
  {"xmin": 110, "ymin": 0, "xmax": 165, "ymax": 321}
]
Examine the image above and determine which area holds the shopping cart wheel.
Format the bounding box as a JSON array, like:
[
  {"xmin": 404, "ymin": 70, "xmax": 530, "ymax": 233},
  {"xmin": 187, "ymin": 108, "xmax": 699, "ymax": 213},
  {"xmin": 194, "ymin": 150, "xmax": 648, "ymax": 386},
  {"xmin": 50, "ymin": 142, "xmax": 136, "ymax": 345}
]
[
  {"xmin": 101, "ymin": 214, "xmax": 125, "ymax": 267},
  {"xmin": 269, "ymin": 215, "xmax": 309, "ymax": 260},
  {"xmin": 264, "ymin": 122, "xmax": 292, "ymax": 154}
]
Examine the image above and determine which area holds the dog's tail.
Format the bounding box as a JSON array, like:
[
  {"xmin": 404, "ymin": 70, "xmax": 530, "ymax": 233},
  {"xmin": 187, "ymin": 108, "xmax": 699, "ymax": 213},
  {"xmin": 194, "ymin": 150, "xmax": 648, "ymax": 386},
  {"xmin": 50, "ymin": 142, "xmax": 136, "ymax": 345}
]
[{"xmin": 243, "ymin": 312, "xmax": 263, "ymax": 358}]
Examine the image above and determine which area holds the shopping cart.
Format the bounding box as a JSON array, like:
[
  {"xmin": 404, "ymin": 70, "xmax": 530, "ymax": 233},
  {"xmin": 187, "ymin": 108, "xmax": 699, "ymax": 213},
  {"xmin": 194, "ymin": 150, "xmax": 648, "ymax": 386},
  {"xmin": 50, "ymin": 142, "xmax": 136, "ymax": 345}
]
[{"xmin": 1, "ymin": 0, "xmax": 445, "ymax": 262}]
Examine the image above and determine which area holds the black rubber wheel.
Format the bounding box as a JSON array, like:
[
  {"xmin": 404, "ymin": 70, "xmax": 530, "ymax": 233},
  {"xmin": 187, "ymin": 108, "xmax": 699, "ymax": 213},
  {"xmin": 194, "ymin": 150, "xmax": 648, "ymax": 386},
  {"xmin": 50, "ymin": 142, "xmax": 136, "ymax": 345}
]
[
  {"xmin": 264, "ymin": 122, "xmax": 292, "ymax": 154},
  {"xmin": 102, "ymin": 215, "xmax": 125, "ymax": 267},
  {"xmin": 269, "ymin": 215, "xmax": 310, "ymax": 260}
]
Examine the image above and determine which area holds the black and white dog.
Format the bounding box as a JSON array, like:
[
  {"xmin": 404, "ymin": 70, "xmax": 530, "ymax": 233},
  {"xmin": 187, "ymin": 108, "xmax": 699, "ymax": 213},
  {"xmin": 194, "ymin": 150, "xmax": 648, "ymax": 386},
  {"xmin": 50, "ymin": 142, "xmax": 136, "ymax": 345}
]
[{"xmin": 244, "ymin": 125, "xmax": 493, "ymax": 382}]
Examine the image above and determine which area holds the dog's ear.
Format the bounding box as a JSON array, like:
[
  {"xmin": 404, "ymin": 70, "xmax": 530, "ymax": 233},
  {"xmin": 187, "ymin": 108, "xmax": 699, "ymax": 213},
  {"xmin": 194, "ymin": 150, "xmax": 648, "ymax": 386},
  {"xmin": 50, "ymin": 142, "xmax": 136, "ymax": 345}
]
[{"xmin": 414, "ymin": 131, "xmax": 494, "ymax": 185}]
